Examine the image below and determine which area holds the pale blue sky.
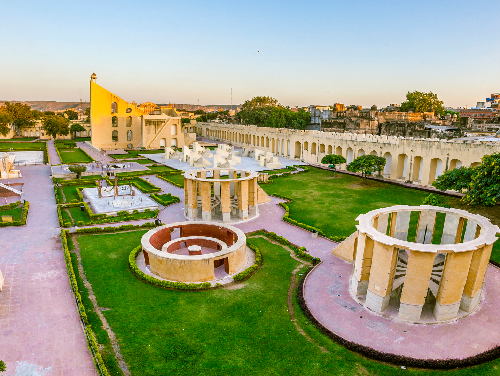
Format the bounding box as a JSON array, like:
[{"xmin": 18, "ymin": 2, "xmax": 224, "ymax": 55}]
[{"xmin": 1, "ymin": 0, "xmax": 498, "ymax": 108}]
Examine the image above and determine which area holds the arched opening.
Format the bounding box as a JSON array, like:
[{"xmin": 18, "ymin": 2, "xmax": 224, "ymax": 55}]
[
  {"xmin": 383, "ymin": 152, "xmax": 392, "ymax": 176},
  {"xmin": 311, "ymin": 142, "xmax": 317, "ymax": 155},
  {"xmin": 287, "ymin": 140, "xmax": 291, "ymax": 156},
  {"xmin": 261, "ymin": 136, "xmax": 264, "ymax": 146},
  {"xmin": 171, "ymin": 125, "xmax": 177, "ymax": 135},
  {"xmin": 112, "ymin": 116, "xmax": 118, "ymax": 127},
  {"xmin": 319, "ymin": 144, "xmax": 325, "ymax": 153},
  {"xmin": 429, "ymin": 158, "xmax": 443, "ymax": 185},
  {"xmin": 358, "ymin": 149, "xmax": 365, "ymax": 157},
  {"xmin": 336, "ymin": 146, "xmax": 342, "ymax": 156},
  {"xmin": 370, "ymin": 150, "xmax": 378, "ymax": 156},
  {"xmin": 171, "ymin": 138, "xmax": 177, "ymax": 147},
  {"xmin": 112, "ymin": 130, "xmax": 118, "ymax": 142},
  {"xmin": 304, "ymin": 141, "xmax": 309, "ymax": 151},
  {"xmin": 127, "ymin": 130, "xmax": 133, "ymax": 141},
  {"xmin": 397, "ymin": 154, "xmax": 408, "ymax": 179},
  {"xmin": 347, "ymin": 148, "xmax": 354, "ymax": 164},
  {"xmin": 256, "ymin": 136, "xmax": 260, "ymax": 146},
  {"xmin": 126, "ymin": 116, "xmax": 132, "ymax": 127},
  {"xmin": 470, "ymin": 162, "xmax": 480, "ymax": 168},
  {"xmin": 126, "ymin": 108, "xmax": 132, "ymax": 113},
  {"xmin": 449, "ymin": 159, "xmax": 462, "ymax": 170},
  {"xmin": 294, "ymin": 141, "xmax": 301, "ymax": 158},
  {"xmin": 327, "ymin": 145, "xmax": 332, "ymax": 154},
  {"xmin": 160, "ymin": 138, "xmax": 166, "ymax": 147},
  {"xmin": 271, "ymin": 138, "xmax": 275, "ymax": 153},
  {"xmin": 36, "ymin": 131, "xmax": 39, "ymax": 137},
  {"xmin": 111, "ymin": 102, "xmax": 117, "ymax": 113},
  {"xmin": 412, "ymin": 156, "xmax": 423, "ymax": 182}
]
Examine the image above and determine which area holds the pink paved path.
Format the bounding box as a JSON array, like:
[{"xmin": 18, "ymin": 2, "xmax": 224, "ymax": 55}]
[
  {"xmin": 0, "ymin": 166, "xmax": 96, "ymax": 376},
  {"xmin": 303, "ymin": 252, "xmax": 500, "ymax": 360},
  {"xmin": 46, "ymin": 140, "xmax": 61, "ymax": 165}
]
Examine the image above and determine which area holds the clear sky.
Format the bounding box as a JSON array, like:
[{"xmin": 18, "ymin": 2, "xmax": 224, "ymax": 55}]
[{"xmin": 1, "ymin": 0, "xmax": 498, "ymax": 108}]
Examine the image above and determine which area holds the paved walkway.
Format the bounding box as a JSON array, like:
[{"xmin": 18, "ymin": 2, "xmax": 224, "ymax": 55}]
[
  {"xmin": 0, "ymin": 166, "xmax": 96, "ymax": 376},
  {"xmin": 46, "ymin": 140, "xmax": 61, "ymax": 165},
  {"xmin": 77, "ymin": 142, "xmax": 114, "ymax": 164}
]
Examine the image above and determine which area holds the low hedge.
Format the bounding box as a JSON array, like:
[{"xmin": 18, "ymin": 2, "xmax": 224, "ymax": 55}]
[
  {"xmin": 0, "ymin": 201, "xmax": 29, "ymax": 227},
  {"xmin": 156, "ymin": 174, "xmax": 183, "ymax": 188},
  {"xmin": 248, "ymin": 229, "xmax": 320, "ymax": 264},
  {"xmin": 60, "ymin": 230, "xmax": 110, "ymax": 376},
  {"xmin": 233, "ymin": 242, "xmax": 262, "ymax": 282},
  {"xmin": 129, "ymin": 245, "xmax": 211, "ymax": 291},
  {"xmin": 44, "ymin": 142, "xmax": 49, "ymax": 164},
  {"xmin": 107, "ymin": 176, "xmax": 161, "ymax": 193},
  {"xmin": 150, "ymin": 193, "xmax": 181, "ymax": 206},
  {"xmin": 75, "ymin": 222, "xmax": 156, "ymax": 234}
]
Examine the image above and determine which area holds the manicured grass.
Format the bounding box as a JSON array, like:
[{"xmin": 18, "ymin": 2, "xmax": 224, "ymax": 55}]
[
  {"xmin": 61, "ymin": 184, "xmax": 95, "ymax": 203},
  {"xmin": 120, "ymin": 158, "xmax": 156, "ymax": 165},
  {"xmin": 0, "ymin": 141, "xmax": 45, "ymax": 151},
  {"xmin": 115, "ymin": 165, "xmax": 177, "ymax": 178},
  {"xmin": 116, "ymin": 178, "xmax": 159, "ymax": 193},
  {"xmin": 0, "ymin": 205, "xmax": 23, "ymax": 221},
  {"xmin": 159, "ymin": 173, "xmax": 184, "ymax": 187},
  {"xmin": 76, "ymin": 232, "xmax": 499, "ymax": 375},
  {"xmin": 262, "ymin": 168, "xmax": 432, "ymax": 238},
  {"xmin": 58, "ymin": 148, "xmax": 93, "ymax": 164},
  {"xmin": 262, "ymin": 167, "xmax": 500, "ymax": 262},
  {"xmin": 67, "ymin": 207, "xmax": 92, "ymax": 225}
]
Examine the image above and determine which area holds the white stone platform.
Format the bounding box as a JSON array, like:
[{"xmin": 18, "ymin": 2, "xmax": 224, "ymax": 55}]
[
  {"xmin": 82, "ymin": 187, "xmax": 159, "ymax": 215},
  {"xmin": 4, "ymin": 151, "xmax": 44, "ymax": 165}
]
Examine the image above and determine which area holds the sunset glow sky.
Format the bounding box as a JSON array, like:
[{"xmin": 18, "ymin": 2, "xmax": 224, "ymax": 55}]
[{"xmin": 1, "ymin": 0, "xmax": 498, "ymax": 108}]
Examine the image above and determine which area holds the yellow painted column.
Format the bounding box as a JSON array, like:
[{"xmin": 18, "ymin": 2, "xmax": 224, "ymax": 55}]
[
  {"xmin": 238, "ymin": 179, "xmax": 249, "ymax": 220},
  {"xmin": 221, "ymin": 181, "xmax": 231, "ymax": 222},
  {"xmin": 365, "ymin": 241, "xmax": 398, "ymax": 312},
  {"xmin": 201, "ymin": 181, "xmax": 212, "ymax": 221},
  {"xmin": 398, "ymin": 251, "xmax": 435, "ymax": 321},
  {"xmin": 184, "ymin": 177, "xmax": 188, "ymax": 216},
  {"xmin": 351, "ymin": 233, "xmax": 374, "ymax": 295},
  {"xmin": 461, "ymin": 244, "xmax": 493, "ymax": 312},
  {"xmin": 434, "ymin": 251, "xmax": 474, "ymax": 321},
  {"xmin": 248, "ymin": 177, "xmax": 258, "ymax": 217}
]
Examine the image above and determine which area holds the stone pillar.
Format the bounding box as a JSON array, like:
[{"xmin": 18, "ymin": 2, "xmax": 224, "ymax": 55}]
[
  {"xmin": 365, "ymin": 241, "xmax": 398, "ymax": 313},
  {"xmin": 184, "ymin": 177, "xmax": 188, "ymax": 215},
  {"xmin": 201, "ymin": 181, "xmax": 211, "ymax": 221},
  {"xmin": 416, "ymin": 210, "xmax": 437, "ymax": 244},
  {"xmin": 393, "ymin": 210, "xmax": 411, "ymax": 241},
  {"xmin": 221, "ymin": 181, "xmax": 231, "ymax": 222},
  {"xmin": 461, "ymin": 244, "xmax": 492, "ymax": 312},
  {"xmin": 248, "ymin": 177, "xmax": 258, "ymax": 217},
  {"xmin": 238, "ymin": 179, "xmax": 249, "ymax": 220},
  {"xmin": 434, "ymin": 251, "xmax": 474, "ymax": 321},
  {"xmin": 213, "ymin": 169, "xmax": 221, "ymax": 198},
  {"xmin": 420, "ymin": 158, "xmax": 431, "ymax": 186},
  {"xmin": 187, "ymin": 179, "xmax": 198, "ymax": 219},
  {"xmin": 398, "ymin": 251, "xmax": 435, "ymax": 321},
  {"xmin": 229, "ymin": 170, "xmax": 235, "ymax": 196},
  {"xmin": 440, "ymin": 213, "xmax": 460, "ymax": 244},
  {"xmin": 351, "ymin": 233, "xmax": 374, "ymax": 295}
]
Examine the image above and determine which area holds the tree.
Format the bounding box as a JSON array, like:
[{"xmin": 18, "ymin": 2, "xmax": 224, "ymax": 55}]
[
  {"xmin": 347, "ymin": 155, "xmax": 386, "ymax": 182},
  {"xmin": 400, "ymin": 91, "xmax": 444, "ymax": 115},
  {"xmin": 0, "ymin": 360, "xmax": 5, "ymax": 372},
  {"xmin": 0, "ymin": 112, "xmax": 13, "ymax": 136},
  {"xmin": 68, "ymin": 164, "xmax": 87, "ymax": 179},
  {"xmin": 432, "ymin": 166, "xmax": 475, "ymax": 192},
  {"xmin": 321, "ymin": 154, "xmax": 346, "ymax": 177},
  {"xmin": 70, "ymin": 123, "xmax": 86, "ymax": 138},
  {"xmin": 181, "ymin": 118, "xmax": 191, "ymax": 124},
  {"xmin": 64, "ymin": 109, "xmax": 79, "ymax": 120},
  {"xmin": 83, "ymin": 107, "xmax": 90, "ymax": 123},
  {"xmin": 43, "ymin": 115, "xmax": 70, "ymax": 139},
  {"xmin": 2, "ymin": 102, "xmax": 34, "ymax": 132},
  {"xmin": 462, "ymin": 153, "xmax": 500, "ymax": 206},
  {"xmin": 43, "ymin": 111, "xmax": 55, "ymax": 116}
]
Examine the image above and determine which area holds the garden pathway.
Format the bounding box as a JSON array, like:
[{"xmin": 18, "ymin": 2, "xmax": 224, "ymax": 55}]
[
  {"xmin": 77, "ymin": 142, "xmax": 114, "ymax": 164},
  {"xmin": 46, "ymin": 140, "xmax": 61, "ymax": 165},
  {"xmin": 0, "ymin": 165, "xmax": 96, "ymax": 376}
]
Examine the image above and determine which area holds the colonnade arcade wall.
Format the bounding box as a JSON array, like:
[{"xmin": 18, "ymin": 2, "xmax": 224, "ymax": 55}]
[
  {"xmin": 348, "ymin": 205, "xmax": 500, "ymax": 323},
  {"xmin": 184, "ymin": 168, "xmax": 268, "ymax": 223},
  {"xmin": 196, "ymin": 123, "xmax": 500, "ymax": 186}
]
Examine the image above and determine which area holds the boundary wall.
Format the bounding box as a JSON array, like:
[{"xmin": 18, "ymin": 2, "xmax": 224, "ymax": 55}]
[{"xmin": 196, "ymin": 123, "xmax": 500, "ymax": 186}]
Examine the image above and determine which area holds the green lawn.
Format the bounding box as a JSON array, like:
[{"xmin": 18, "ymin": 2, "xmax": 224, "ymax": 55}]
[
  {"xmin": 75, "ymin": 232, "xmax": 500, "ymax": 376},
  {"xmin": 0, "ymin": 137, "xmax": 37, "ymax": 142},
  {"xmin": 262, "ymin": 167, "xmax": 500, "ymax": 262},
  {"xmin": 120, "ymin": 158, "xmax": 156, "ymax": 165},
  {"xmin": 158, "ymin": 173, "xmax": 184, "ymax": 187},
  {"xmin": 61, "ymin": 184, "xmax": 95, "ymax": 203},
  {"xmin": 0, "ymin": 204, "xmax": 23, "ymax": 221},
  {"xmin": 58, "ymin": 148, "xmax": 93, "ymax": 164},
  {"xmin": 0, "ymin": 141, "xmax": 45, "ymax": 151}
]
